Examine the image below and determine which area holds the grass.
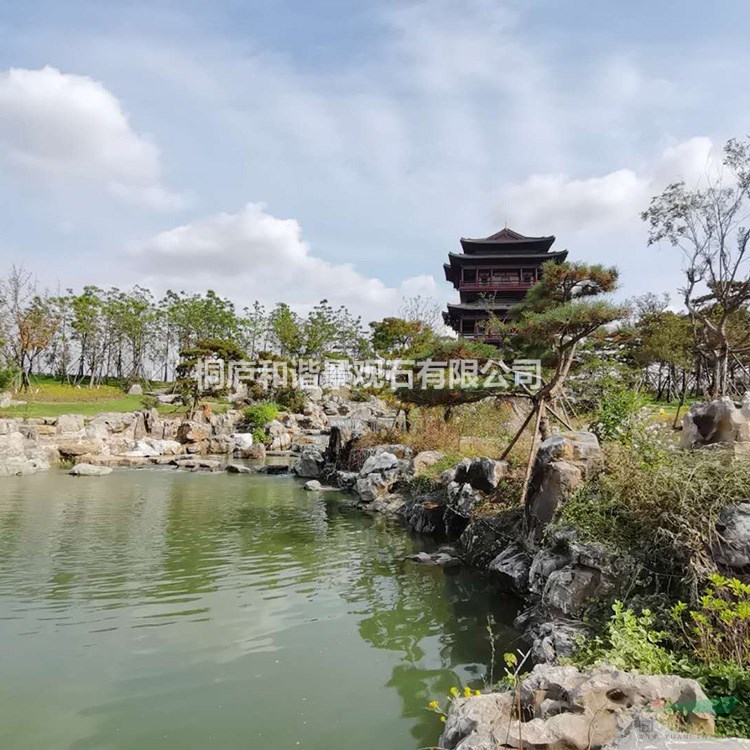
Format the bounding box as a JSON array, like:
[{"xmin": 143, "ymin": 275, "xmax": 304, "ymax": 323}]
[{"xmin": 0, "ymin": 374, "xmax": 231, "ymax": 419}]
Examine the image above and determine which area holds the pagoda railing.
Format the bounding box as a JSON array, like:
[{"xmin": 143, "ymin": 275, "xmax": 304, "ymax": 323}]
[{"xmin": 459, "ymin": 280, "xmax": 534, "ymax": 292}]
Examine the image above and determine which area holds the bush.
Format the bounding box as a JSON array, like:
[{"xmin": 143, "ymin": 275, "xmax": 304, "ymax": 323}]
[
  {"xmin": 557, "ymin": 444, "xmax": 750, "ymax": 591},
  {"xmin": 252, "ymin": 426, "xmax": 267, "ymax": 446},
  {"xmin": 590, "ymin": 376, "xmax": 649, "ymax": 444},
  {"xmin": 0, "ymin": 366, "xmax": 17, "ymax": 391},
  {"xmin": 244, "ymin": 401, "xmax": 280, "ymax": 427},
  {"xmin": 273, "ymin": 386, "xmax": 307, "ymax": 414}
]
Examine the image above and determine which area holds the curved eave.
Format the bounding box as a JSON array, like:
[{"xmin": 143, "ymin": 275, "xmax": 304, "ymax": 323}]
[
  {"xmin": 460, "ymin": 235, "xmax": 555, "ymax": 254},
  {"xmin": 447, "ymin": 250, "xmax": 568, "ymax": 266}
]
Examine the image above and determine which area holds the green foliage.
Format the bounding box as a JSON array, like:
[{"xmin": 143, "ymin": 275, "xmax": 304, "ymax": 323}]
[
  {"xmin": 252, "ymin": 426, "xmax": 267, "ymax": 446},
  {"xmin": 572, "ymin": 601, "xmax": 682, "ymax": 674},
  {"xmin": 590, "ymin": 376, "xmax": 649, "ymax": 443},
  {"xmin": 557, "ymin": 445, "xmax": 750, "ymax": 590},
  {"xmin": 244, "ymin": 401, "xmax": 280, "ymax": 428},
  {"xmin": 0, "ymin": 366, "xmax": 18, "ymax": 391},
  {"xmin": 672, "ymin": 575, "xmax": 750, "ymax": 669},
  {"xmin": 140, "ymin": 395, "xmax": 159, "ymax": 411},
  {"xmin": 369, "ymin": 316, "xmax": 434, "ymax": 357},
  {"xmin": 273, "ymin": 386, "xmax": 307, "ymax": 414}
]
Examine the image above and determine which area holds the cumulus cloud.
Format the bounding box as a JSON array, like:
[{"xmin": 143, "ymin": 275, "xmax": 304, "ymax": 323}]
[
  {"xmin": 130, "ymin": 202, "xmax": 439, "ymax": 320},
  {"xmin": 0, "ymin": 66, "xmax": 185, "ymax": 209}
]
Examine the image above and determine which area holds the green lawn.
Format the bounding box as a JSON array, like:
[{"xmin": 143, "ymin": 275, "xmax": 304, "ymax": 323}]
[{"xmin": 0, "ymin": 375, "xmax": 230, "ymax": 419}]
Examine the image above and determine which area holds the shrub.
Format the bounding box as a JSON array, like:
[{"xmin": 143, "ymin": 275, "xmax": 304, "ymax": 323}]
[
  {"xmin": 0, "ymin": 366, "xmax": 17, "ymax": 391},
  {"xmin": 557, "ymin": 444, "xmax": 750, "ymax": 592},
  {"xmin": 244, "ymin": 401, "xmax": 280, "ymax": 428},
  {"xmin": 273, "ymin": 386, "xmax": 307, "ymax": 414},
  {"xmin": 252, "ymin": 426, "xmax": 267, "ymax": 446},
  {"xmin": 589, "ymin": 376, "xmax": 649, "ymax": 444}
]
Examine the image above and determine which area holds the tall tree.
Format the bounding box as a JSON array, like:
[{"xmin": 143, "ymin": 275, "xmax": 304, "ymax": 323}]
[{"xmin": 642, "ymin": 136, "xmax": 750, "ymax": 398}]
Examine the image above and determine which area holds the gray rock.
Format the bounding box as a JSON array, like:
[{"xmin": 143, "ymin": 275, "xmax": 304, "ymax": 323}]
[
  {"xmin": 681, "ymin": 396, "xmax": 750, "ymax": 448},
  {"xmin": 232, "ymin": 433, "xmax": 254, "ymax": 451},
  {"xmin": 294, "ymin": 448, "xmax": 325, "ymax": 478},
  {"xmin": 488, "ymin": 543, "xmax": 531, "ymax": 594},
  {"xmin": 56, "ymin": 413, "xmax": 85, "ymax": 434},
  {"xmin": 711, "ymin": 502, "xmax": 750, "ymax": 572},
  {"xmin": 258, "ymin": 463, "xmax": 289, "ymax": 475},
  {"xmin": 304, "ymin": 480, "xmax": 323, "ymax": 491},
  {"xmin": 404, "ymin": 550, "xmax": 462, "ymax": 568},
  {"xmin": 445, "ymin": 481, "xmax": 481, "ymax": 535},
  {"xmin": 225, "ymin": 463, "xmax": 257, "ymax": 474},
  {"xmin": 455, "ymin": 456, "xmax": 509, "ymax": 493},
  {"xmin": 127, "ymin": 383, "xmax": 143, "ymax": 395},
  {"xmin": 176, "ymin": 421, "xmax": 212, "ymax": 444},
  {"xmin": 69, "ymin": 463, "xmax": 113, "ymax": 476},
  {"xmin": 0, "ymin": 391, "xmax": 11, "ymax": 408},
  {"xmin": 543, "ymin": 564, "xmax": 602, "ymax": 616}
]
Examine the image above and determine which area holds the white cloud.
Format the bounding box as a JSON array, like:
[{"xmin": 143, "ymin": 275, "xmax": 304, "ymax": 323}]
[
  {"xmin": 130, "ymin": 202, "xmax": 439, "ymax": 320},
  {"xmin": 0, "ymin": 66, "xmax": 185, "ymax": 210}
]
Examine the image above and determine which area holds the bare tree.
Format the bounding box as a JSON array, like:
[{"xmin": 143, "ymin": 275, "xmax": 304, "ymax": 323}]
[{"xmin": 642, "ymin": 137, "xmax": 750, "ymax": 398}]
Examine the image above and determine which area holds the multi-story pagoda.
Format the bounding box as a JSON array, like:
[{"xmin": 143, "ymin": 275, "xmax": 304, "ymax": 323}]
[{"xmin": 442, "ymin": 227, "xmax": 567, "ymax": 341}]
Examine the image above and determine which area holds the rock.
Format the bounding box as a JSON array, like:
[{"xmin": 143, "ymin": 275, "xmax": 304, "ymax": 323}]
[
  {"xmin": 527, "ymin": 431, "xmax": 602, "ymax": 538},
  {"xmin": 445, "ymin": 481, "xmax": 481, "ymax": 536},
  {"xmin": 55, "ymin": 413, "xmax": 85, "ymax": 434},
  {"xmin": 208, "ymin": 436, "xmax": 233, "ymax": 454},
  {"xmin": 681, "ymin": 396, "xmax": 750, "ymax": 448},
  {"xmin": 294, "ymin": 448, "xmax": 325, "ymax": 478},
  {"xmin": 528, "ymin": 619, "xmax": 588, "ymax": 663},
  {"xmin": 711, "ymin": 502, "xmax": 750, "ymax": 572},
  {"xmin": 411, "ymin": 450, "xmax": 446, "ymax": 475},
  {"xmin": 334, "ymin": 470, "xmax": 358, "ymax": 490},
  {"xmin": 155, "ymin": 393, "xmax": 180, "ymax": 404},
  {"xmin": 404, "ymin": 550, "xmax": 462, "ymax": 568},
  {"xmin": 455, "ymin": 456, "xmax": 509, "ymax": 493},
  {"xmin": 258, "ymin": 463, "xmax": 290, "ymax": 475},
  {"xmin": 543, "ymin": 564, "xmax": 602, "ymax": 616},
  {"xmin": 225, "ymin": 463, "xmax": 257, "ymax": 474},
  {"xmin": 0, "ymin": 391, "xmax": 11, "ymax": 408},
  {"xmin": 0, "ymin": 429, "xmax": 50, "ymax": 476},
  {"xmin": 127, "ymin": 383, "xmax": 143, "ymax": 395},
  {"xmin": 241, "ymin": 444, "xmax": 266, "ymax": 461},
  {"xmin": 399, "ymin": 491, "xmax": 447, "ymax": 534},
  {"xmin": 56, "ymin": 440, "xmax": 103, "ymax": 458},
  {"xmin": 488, "ymin": 543, "xmax": 532, "ymax": 594},
  {"xmin": 174, "ymin": 458, "xmax": 223, "ymax": 472},
  {"xmin": 459, "ymin": 509, "xmax": 523, "ymax": 567},
  {"xmin": 232, "ymin": 433, "xmax": 254, "ymax": 451},
  {"xmin": 440, "ymin": 664, "xmax": 717, "ymax": 750},
  {"xmin": 304, "ymin": 480, "xmax": 323, "ymax": 491},
  {"xmin": 176, "ymin": 421, "xmax": 212, "ymax": 444},
  {"xmin": 354, "ymin": 451, "xmax": 407, "ymax": 504},
  {"xmin": 69, "ymin": 463, "xmax": 113, "ymax": 476}
]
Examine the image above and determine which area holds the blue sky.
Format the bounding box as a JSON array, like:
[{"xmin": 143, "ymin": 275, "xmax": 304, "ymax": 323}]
[{"xmin": 0, "ymin": 0, "xmax": 748, "ymax": 319}]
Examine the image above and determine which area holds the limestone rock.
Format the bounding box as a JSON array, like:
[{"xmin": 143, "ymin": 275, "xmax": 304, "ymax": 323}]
[
  {"xmin": 232, "ymin": 433, "xmax": 254, "ymax": 451},
  {"xmin": 69, "ymin": 463, "xmax": 113, "ymax": 476},
  {"xmin": 488, "ymin": 543, "xmax": 531, "ymax": 594},
  {"xmin": 304, "ymin": 479, "xmax": 323, "ymax": 491},
  {"xmin": 711, "ymin": 502, "xmax": 750, "ymax": 572},
  {"xmin": 455, "ymin": 456, "xmax": 509, "ymax": 493},
  {"xmin": 294, "ymin": 448, "xmax": 325, "ymax": 478},
  {"xmin": 56, "ymin": 413, "xmax": 85, "ymax": 435},
  {"xmin": 681, "ymin": 396, "xmax": 750, "ymax": 448},
  {"xmin": 127, "ymin": 383, "xmax": 143, "ymax": 395},
  {"xmin": 445, "ymin": 481, "xmax": 481, "ymax": 536},
  {"xmin": 176, "ymin": 421, "xmax": 212, "ymax": 444},
  {"xmin": 404, "ymin": 550, "xmax": 461, "ymax": 568},
  {"xmin": 225, "ymin": 463, "xmax": 257, "ymax": 474},
  {"xmin": 354, "ymin": 451, "xmax": 407, "ymax": 505},
  {"xmin": 527, "ymin": 431, "xmax": 601, "ymax": 537}
]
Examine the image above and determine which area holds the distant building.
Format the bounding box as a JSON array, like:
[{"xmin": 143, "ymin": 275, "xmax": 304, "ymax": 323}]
[{"xmin": 442, "ymin": 227, "xmax": 567, "ymax": 341}]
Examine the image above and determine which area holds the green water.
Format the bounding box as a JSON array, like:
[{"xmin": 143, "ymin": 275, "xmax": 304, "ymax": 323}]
[{"xmin": 0, "ymin": 469, "xmax": 520, "ymax": 750}]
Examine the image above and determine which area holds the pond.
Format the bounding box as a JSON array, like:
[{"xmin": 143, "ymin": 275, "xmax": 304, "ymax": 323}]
[{"xmin": 0, "ymin": 469, "xmax": 520, "ymax": 750}]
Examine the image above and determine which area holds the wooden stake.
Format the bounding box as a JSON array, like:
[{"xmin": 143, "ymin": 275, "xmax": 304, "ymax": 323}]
[{"xmin": 519, "ymin": 397, "xmax": 544, "ymax": 515}]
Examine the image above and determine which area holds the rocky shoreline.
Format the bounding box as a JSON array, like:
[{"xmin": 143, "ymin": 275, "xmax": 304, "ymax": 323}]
[{"xmin": 2, "ymin": 396, "xmax": 749, "ymax": 749}]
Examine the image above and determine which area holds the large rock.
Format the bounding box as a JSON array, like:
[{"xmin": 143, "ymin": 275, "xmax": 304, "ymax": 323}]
[
  {"xmin": 69, "ymin": 463, "xmax": 113, "ymax": 476},
  {"xmin": 127, "ymin": 383, "xmax": 143, "ymax": 395},
  {"xmin": 711, "ymin": 502, "xmax": 750, "ymax": 572},
  {"xmin": 294, "ymin": 448, "xmax": 325, "ymax": 478},
  {"xmin": 681, "ymin": 396, "xmax": 750, "ymax": 448},
  {"xmin": 440, "ymin": 664, "xmax": 716, "ymax": 750},
  {"xmin": 56, "ymin": 413, "xmax": 85, "ymax": 435},
  {"xmin": 527, "ymin": 431, "xmax": 601, "ymax": 537},
  {"xmin": 445, "ymin": 481, "xmax": 481, "ymax": 536},
  {"xmin": 455, "ymin": 457, "xmax": 509, "ymax": 493},
  {"xmin": 232, "ymin": 433, "xmax": 254, "ymax": 452},
  {"xmin": 354, "ymin": 451, "xmax": 408, "ymax": 505},
  {"xmin": 0, "ymin": 429, "xmax": 51, "ymax": 476},
  {"xmin": 399, "ymin": 490, "xmax": 447, "ymax": 534},
  {"xmin": 176, "ymin": 421, "xmax": 212, "ymax": 444},
  {"xmin": 488, "ymin": 543, "xmax": 531, "ymax": 595}
]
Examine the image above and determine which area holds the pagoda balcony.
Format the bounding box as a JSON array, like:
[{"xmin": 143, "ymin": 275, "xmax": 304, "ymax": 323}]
[{"xmin": 458, "ymin": 279, "xmax": 535, "ymax": 292}]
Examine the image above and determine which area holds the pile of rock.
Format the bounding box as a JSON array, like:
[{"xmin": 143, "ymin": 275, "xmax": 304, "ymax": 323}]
[{"xmin": 441, "ymin": 663, "xmax": 716, "ymax": 750}]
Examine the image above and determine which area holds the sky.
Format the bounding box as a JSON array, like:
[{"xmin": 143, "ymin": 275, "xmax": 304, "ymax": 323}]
[{"xmin": 0, "ymin": 0, "xmax": 749, "ymax": 322}]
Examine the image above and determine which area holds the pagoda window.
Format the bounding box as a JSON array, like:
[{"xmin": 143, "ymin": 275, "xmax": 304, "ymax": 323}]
[
  {"xmin": 460, "ymin": 318, "xmax": 474, "ymax": 334},
  {"xmin": 477, "ymin": 270, "xmax": 491, "ymax": 286},
  {"xmin": 463, "ymin": 268, "xmax": 476, "ymax": 283},
  {"xmin": 521, "ymin": 268, "xmax": 536, "ymax": 284}
]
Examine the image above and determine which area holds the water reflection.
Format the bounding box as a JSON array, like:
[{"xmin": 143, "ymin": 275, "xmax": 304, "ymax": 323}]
[{"xmin": 0, "ymin": 469, "xmax": 520, "ymax": 750}]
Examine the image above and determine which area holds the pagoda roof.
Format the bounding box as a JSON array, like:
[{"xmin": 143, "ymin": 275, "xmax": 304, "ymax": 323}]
[
  {"xmin": 447, "ymin": 249, "xmax": 568, "ymax": 265},
  {"xmin": 446, "ymin": 300, "xmax": 516, "ymax": 312},
  {"xmin": 460, "ymin": 227, "xmax": 556, "ymax": 254}
]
